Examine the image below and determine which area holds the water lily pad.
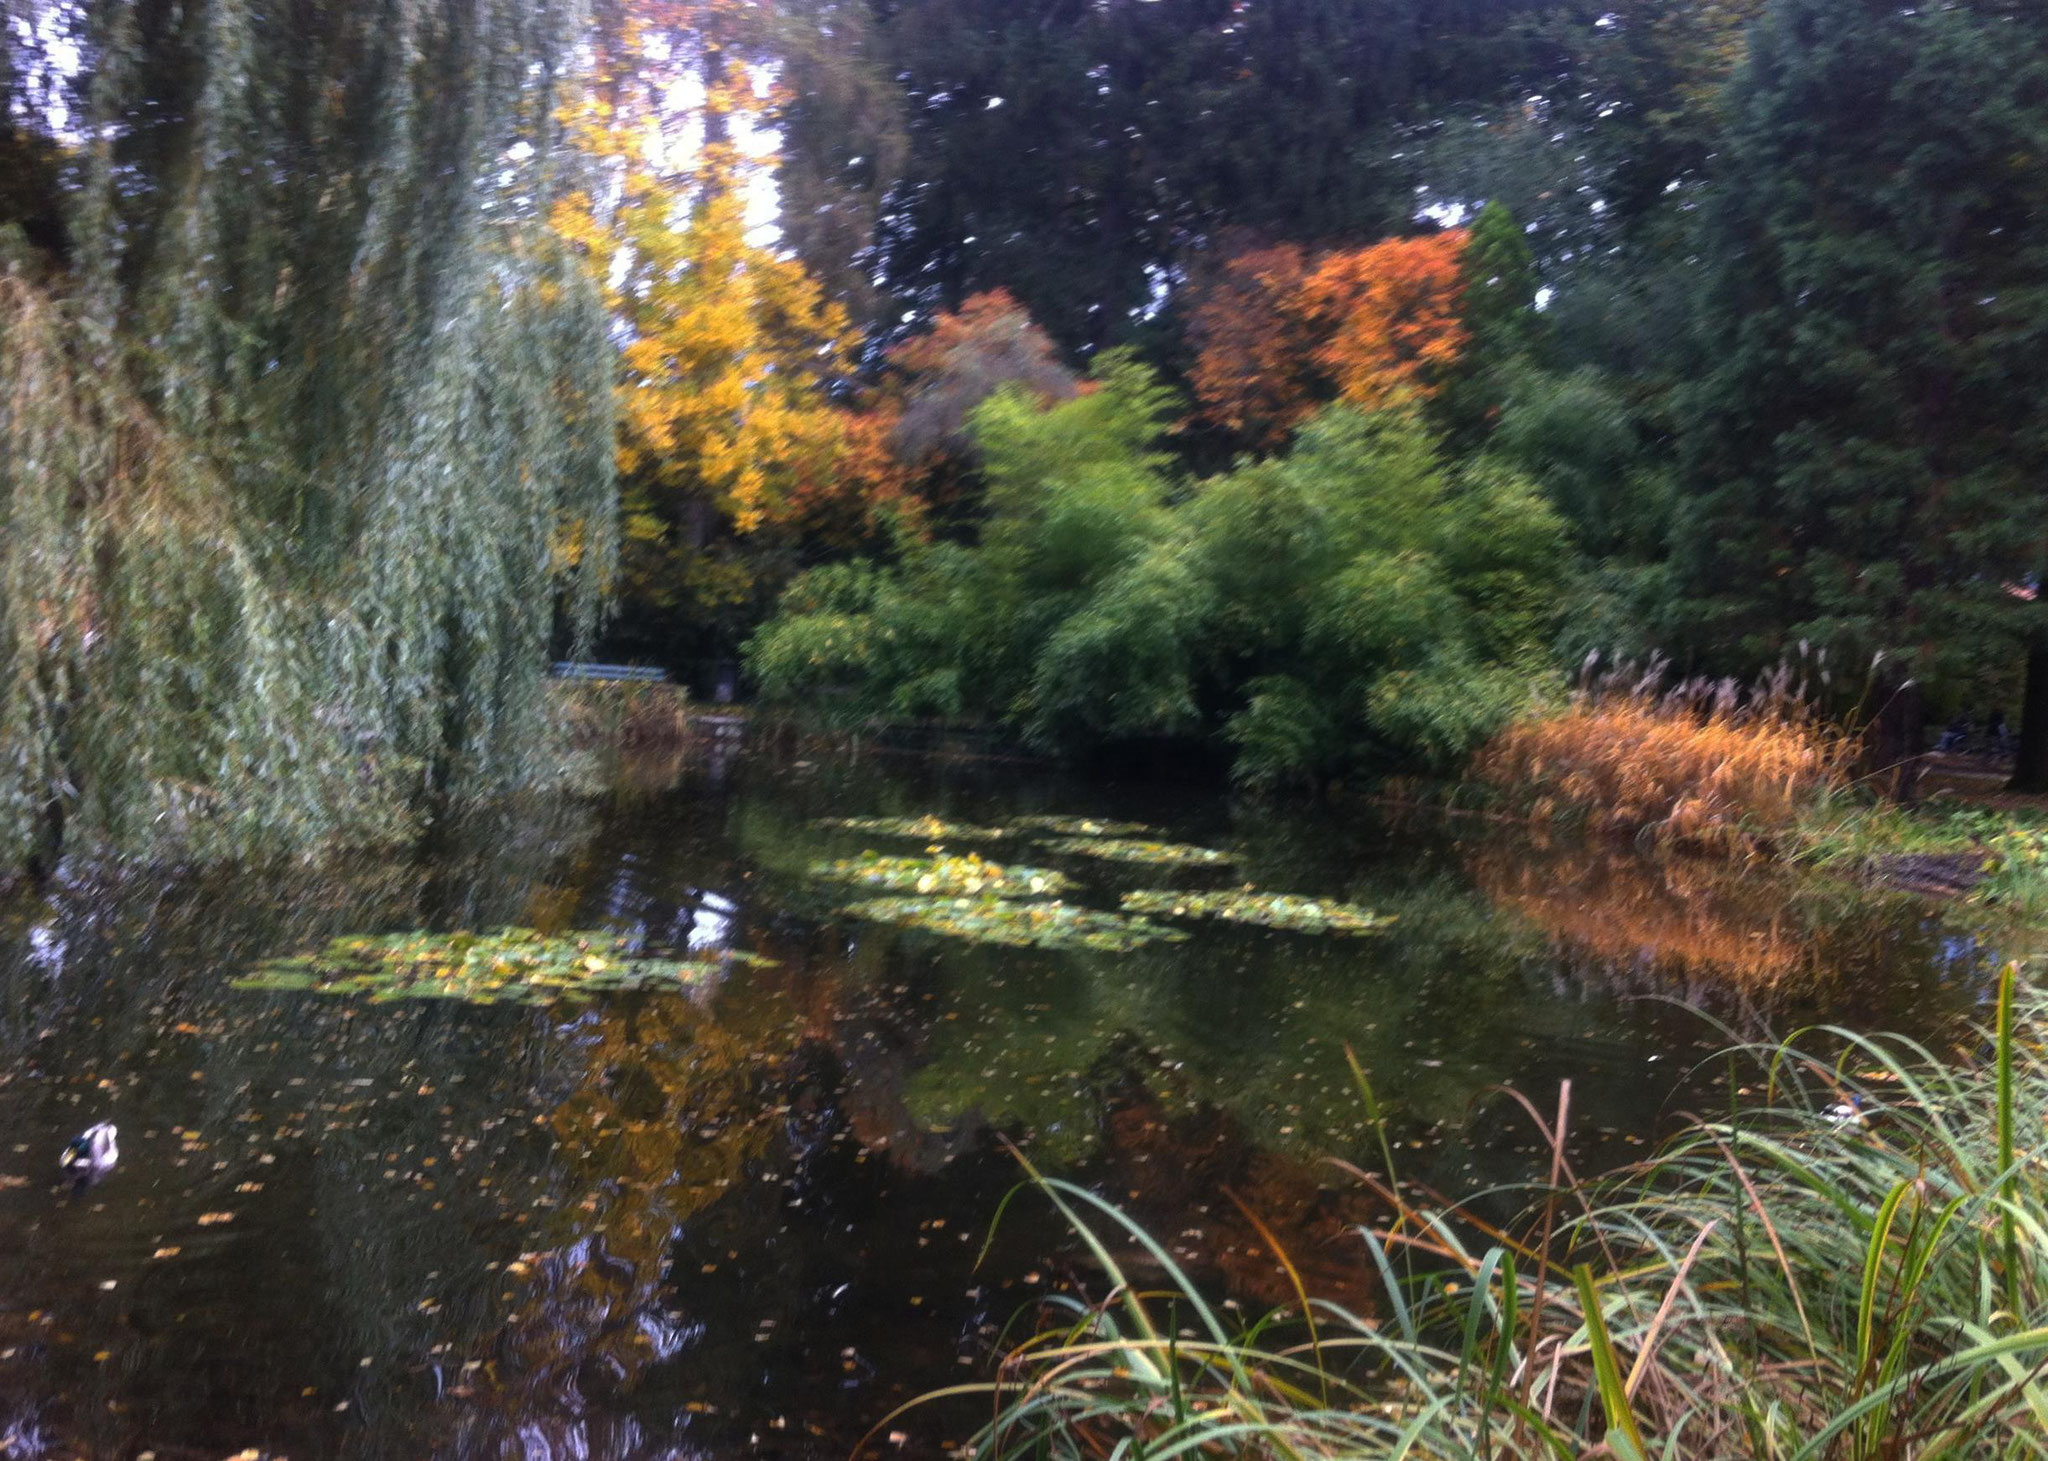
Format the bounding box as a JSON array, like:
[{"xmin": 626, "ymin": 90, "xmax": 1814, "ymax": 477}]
[
  {"xmin": 810, "ymin": 851, "xmax": 1073, "ymax": 898},
  {"xmin": 233, "ymin": 928, "xmax": 772, "ymax": 1006},
  {"xmin": 812, "ymin": 815, "xmax": 1010, "ymax": 842},
  {"xmin": 1041, "ymin": 837, "xmax": 1234, "ymax": 867},
  {"xmin": 840, "ymin": 896, "xmax": 1189, "ymax": 952},
  {"xmin": 1119, "ymin": 889, "xmax": 1396, "ymax": 936},
  {"xmin": 1009, "ymin": 815, "xmax": 1160, "ymax": 838}
]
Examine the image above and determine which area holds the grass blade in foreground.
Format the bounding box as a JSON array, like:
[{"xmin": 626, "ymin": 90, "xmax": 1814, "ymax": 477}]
[{"xmin": 917, "ymin": 974, "xmax": 2048, "ymax": 1460}]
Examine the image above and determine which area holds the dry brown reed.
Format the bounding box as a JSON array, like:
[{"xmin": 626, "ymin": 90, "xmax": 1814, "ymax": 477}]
[
  {"xmin": 548, "ymin": 680, "xmax": 692, "ymax": 749},
  {"xmin": 1473, "ymin": 655, "xmax": 1851, "ymax": 852}
]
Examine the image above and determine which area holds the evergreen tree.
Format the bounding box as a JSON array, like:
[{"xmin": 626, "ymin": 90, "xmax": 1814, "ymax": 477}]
[
  {"xmin": 1669, "ymin": 0, "xmax": 2048, "ymax": 781},
  {"xmin": 853, "ymin": 0, "xmax": 1568, "ymax": 354},
  {"xmin": 1461, "ymin": 201, "xmax": 1538, "ymax": 365}
]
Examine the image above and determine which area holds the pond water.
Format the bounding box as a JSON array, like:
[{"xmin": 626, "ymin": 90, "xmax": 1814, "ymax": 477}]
[{"xmin": 0, "ymin": 738, "xmax": 2003, "ymax": 1459}]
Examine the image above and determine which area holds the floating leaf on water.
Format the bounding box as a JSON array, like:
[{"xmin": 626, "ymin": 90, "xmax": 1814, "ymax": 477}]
[
  {"xmin": 1009, "ymin": 815, "xmax": 1160, "ymax": 838},
  {"xmin": 812, "ymin": 815, "xmax": 1010, "ymax": 842},
  {"xmin": 1119, "ymin": 889, "xmax": 1397, "ymax": 936},
  {"xmin": 230, "ymin": 928, "xmax": 768, "ymax": 1007},
  {"xmin": 1041, "ymin": 837, "xmax": 1234, "ymax": 867},
  {"xmin": 809, "ymin": 851, "xmax": 1073, "ymax": 899},
  {"xmin": 840, "ymin": 896, "xmax": 1189, "ymax": 952}
]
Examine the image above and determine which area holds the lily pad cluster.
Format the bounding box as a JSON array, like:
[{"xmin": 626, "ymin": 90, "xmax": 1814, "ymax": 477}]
[
  {"xmin": 1041, "ymin": 837, "xmax": 1234, "ymax": 867},
  {"xmin": 234, "ymin": 928, "xmax": 775, "ymax": 1006},
  {"xmin": 1120, "ymin": 889, "xmax": 1396, "ymax": 936},
  {"xmin": 813, "ymin": 815, "xmax": 1009, "ymax": 842},
  {"xmin": 811, "ymin": 851, "xmax": 1073, "ymax": 898},
  {"xmin": 841, "ymin": 896, "xmax": 1190, "ymax": 953},
  {"xmin": 1008, "ymin": 815, "xmax": 1159, "ymax": 838}
]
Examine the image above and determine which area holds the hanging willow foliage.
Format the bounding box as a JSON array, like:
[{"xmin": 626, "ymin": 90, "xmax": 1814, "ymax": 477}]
[{"xmin": 0, "ymin": 0, "xmax": 618, "ymax": 871}]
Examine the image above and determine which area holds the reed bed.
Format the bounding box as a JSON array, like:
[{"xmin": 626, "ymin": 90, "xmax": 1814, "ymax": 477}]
[
  {"xmin": 1474, "ymin": 657, "xmax": 1852, "ymax": 852},
  {"xmin": 547, "ymin": 679, "xmax": 692, "ymax": 748},
  {"xmin": 910, "ymin": 966, "xmax": 2048, "ymax": 1461}
]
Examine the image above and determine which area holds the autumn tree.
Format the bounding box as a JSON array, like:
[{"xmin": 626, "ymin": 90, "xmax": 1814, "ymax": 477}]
[
  {"xmin": 1183, "ymin": 243, "xmax": 1321, "ymax": 453},
  {"xmin": 1184, "ymin": 230, "xmax": 1472, "ymax": 450},
  {"xmin": 890, "ymin": 290, "xmax": 1082, "ymax": 464},
  {"xmin": 555, "ymin": 8, "xmax": 903, "ymax": 666},
  {"xmin": 1304, "ymin": 231, "xmax": 1471, "ymax": 410}
]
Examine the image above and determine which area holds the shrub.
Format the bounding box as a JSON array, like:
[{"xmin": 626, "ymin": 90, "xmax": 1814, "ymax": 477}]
[
  {"xmin": 1474, "ymin": 658, "xmax": 1850, "ymax": 850},
  {"xmin": 918, "ymin": 967, "xmax": 2048, "ymax": 1461},
  {"xmin": 749, "ymin": 360, "xmax": 1574, "ymax": 783},
  {"xmin": 548, "ymin": 680, "xmax": 690, "ymax": 748}
]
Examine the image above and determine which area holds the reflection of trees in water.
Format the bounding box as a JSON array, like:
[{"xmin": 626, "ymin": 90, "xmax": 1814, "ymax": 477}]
[
  {"xmin": 0, "ymin": 800, "xmax": 602, "ymax": 1459},
  {"xmin": 444, "ymin": 975, "xmax": 826, "ymax": 1459},
  {"xmin": 891, "ymin": 874, "xmax": 1566, "ymax": 1167},
  {"xmin": 1467, "ymin": 834, "xmax": 1838, "ymax": 1007}
]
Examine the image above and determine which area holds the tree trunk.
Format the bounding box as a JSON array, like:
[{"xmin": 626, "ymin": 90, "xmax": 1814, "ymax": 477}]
[
  {"xmin": 1865, "ymin": 670, "xmax": 1924, "ymax": 803},
  {"xmin": 2011, "ymin": 642, "xmax": 2048, "ymax": 793}
]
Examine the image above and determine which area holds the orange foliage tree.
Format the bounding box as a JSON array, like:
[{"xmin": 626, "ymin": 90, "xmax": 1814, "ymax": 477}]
[
  {"xmin": 1185, "ymin": 230, "xmax": 1474, "ymax": 449},
  {"xmin": 1303, "ymin": 231, "xmax": 1471, "ymax": 410},
  {"xmin": 1183, "ymin": 243, "xmax": 1321, "ymax": 451}
]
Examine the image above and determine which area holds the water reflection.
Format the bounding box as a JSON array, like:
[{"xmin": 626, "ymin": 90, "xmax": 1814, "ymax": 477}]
[
  {"xmin": 0, "ymin": 750, "xmax": 2003, "ymax": 1459},
  {"xmin": 1463, "ymin": 829, "xmax": 1956, "ymax": 1036}
]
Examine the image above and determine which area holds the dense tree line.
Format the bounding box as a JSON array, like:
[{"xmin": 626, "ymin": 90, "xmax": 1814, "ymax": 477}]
[
  {"xmin": 748, "ymin": 0, "xmax": 2048, "ymax": 787},
  {"xmin": 2, "ymin": 0, "xmax": 2046, "ymax": 864}
]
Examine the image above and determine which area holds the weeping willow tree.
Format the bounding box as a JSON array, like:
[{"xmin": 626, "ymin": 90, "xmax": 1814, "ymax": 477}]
[{"xmin": 0, "ymin": 0, "xmax": 619, "ymax": 871}]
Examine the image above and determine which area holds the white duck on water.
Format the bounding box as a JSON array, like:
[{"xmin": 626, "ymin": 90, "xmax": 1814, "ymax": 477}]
[
  {"xmin": 58, "ymin": 1123, "xmax": 118, "ymax": 1183},
  {"xmin": 1824, "ymin": 1095, "xmax": 1869, "ymax": 1130}
]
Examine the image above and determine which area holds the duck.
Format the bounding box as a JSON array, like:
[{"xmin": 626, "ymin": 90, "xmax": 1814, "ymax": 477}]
[
  {"xmin": 1824, "ymin": 1094, "xmax": 1868, "ymax": 1130},
  {"xmin": 58, "ymin": 1122, "xmax": 118, "ymax": 1184}
]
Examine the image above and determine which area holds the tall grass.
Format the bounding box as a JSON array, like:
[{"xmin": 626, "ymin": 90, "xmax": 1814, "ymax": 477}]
[
  {"xmin": 547, "ymin": 680, "xmax": 692, "ymax": 749},
  {"xmin": 1474, "ymin": 657, "xmax": 1852, "ymax": 852},
  {"xmin": 908, "ymin": 966, "xmax": 2048, "ymax": 1461}
]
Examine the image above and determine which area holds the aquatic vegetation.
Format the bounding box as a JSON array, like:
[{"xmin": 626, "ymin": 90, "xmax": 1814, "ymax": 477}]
[
  {"xmin": 1041, "ymin": 837, "xmax": 1233, "ymax": 867},
  {"xmin": 234, "ymin": 929, "xmax": 775, "ymax": 1006},
  {"xmin": 1117, "ymin": 888, "xmax": 1394, "ymax": 935},
  {"xmin": 813, "ymin": 815, "xmax": 1011, "ymax": 842},
  {"xmin": 936, "ymin": 967, "xmax": 2048, "ymax": 1461},
  {"xmin": 811, "ymin": 851, "xmax": 1072, "ymax": 897},
  {"xmin": 840, "ymin": 896, "xmax": 1188, "ymax": 952},
  {"xmin": 1009, "ymin": 816, "xmax": 1159, "ymax": 838}
]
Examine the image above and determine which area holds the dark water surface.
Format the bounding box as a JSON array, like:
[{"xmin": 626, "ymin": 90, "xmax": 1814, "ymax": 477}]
[{"xmin": 0, "ymin": 741, "xmax": 1999, "ymax": 1459}]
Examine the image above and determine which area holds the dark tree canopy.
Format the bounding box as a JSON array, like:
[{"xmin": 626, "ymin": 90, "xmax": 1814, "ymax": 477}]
[
  {"xmin": 851, "ymin": 0, "xmax": 1573, "ymax": 354},
  {"xmin": 1670, "ymin": 0, "xmax": 2048, "ymax": 694}
]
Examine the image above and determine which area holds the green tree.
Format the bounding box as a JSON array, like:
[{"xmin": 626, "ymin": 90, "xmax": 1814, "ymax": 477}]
[
  {"xmin": 1668, "ymin": 0, "xmax": 2048, "ymax": 782},
  {"xmin": 0, "ymin": 0, "xmax": 616, "ymax": 871},
  {"xmin": 749, "ymin": 351, "xmax": 1571, "ymax": 781},
  {"xmin": 1460, "ymin": 201, "xmax": 1539, "ymax": 365}
]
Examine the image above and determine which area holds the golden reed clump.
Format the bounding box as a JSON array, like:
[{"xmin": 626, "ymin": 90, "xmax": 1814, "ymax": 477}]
[{"xmin": 1474, "ymin": 658, "xmax": 1852, "ymax": 852}]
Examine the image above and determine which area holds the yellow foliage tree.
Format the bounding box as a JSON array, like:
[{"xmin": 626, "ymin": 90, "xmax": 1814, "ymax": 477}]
[{"xmin": 553, "ymin": 30, "xmax": 868, "ymax": 633}]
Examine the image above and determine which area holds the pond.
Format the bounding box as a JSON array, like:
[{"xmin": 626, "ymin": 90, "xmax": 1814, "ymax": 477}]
[{"xmin": 0, "ymin": 737, "xmax": 2003, "ymax": 1459}]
